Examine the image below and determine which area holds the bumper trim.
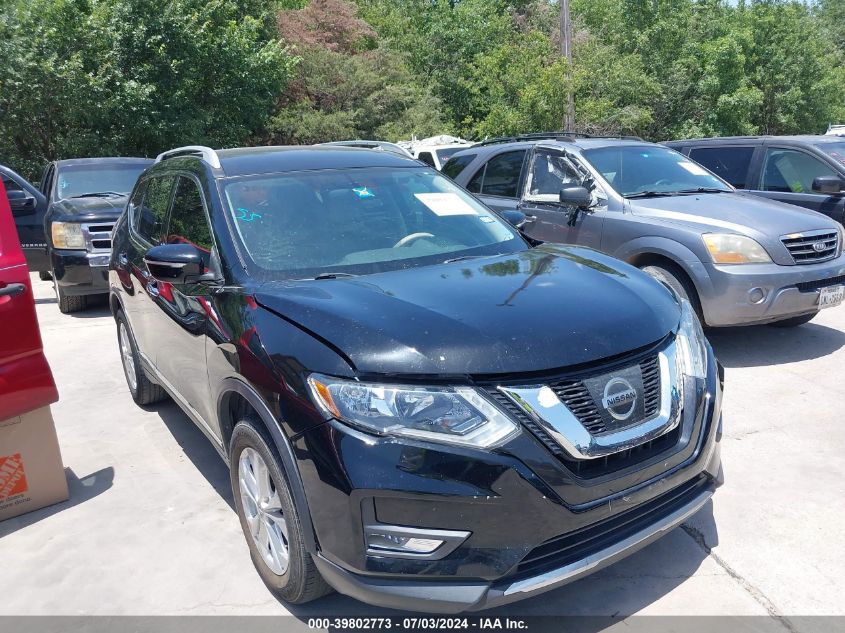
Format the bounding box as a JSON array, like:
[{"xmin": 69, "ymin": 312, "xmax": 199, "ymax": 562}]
[
  {"xmin": 497, "ymin": 486, "xmax": 714, "ymax": 599},
  {"xmin": 313, "ymin": 485, "xmax": 715, "ymax": 613}
]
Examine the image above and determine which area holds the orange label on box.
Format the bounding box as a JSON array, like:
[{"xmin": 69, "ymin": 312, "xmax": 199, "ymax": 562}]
[{"xmin": 0, "ymin": 453, "xmax": 29, "ymax": 499}]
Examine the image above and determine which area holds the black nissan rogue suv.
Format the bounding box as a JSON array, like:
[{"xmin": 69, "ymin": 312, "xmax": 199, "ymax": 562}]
[{"xmin": 109, "ymin": 145, "xmax": 723, "ymax": 612}]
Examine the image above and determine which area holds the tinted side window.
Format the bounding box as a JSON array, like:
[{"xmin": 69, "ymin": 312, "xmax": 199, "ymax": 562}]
[
  {"xmin": 761, "ymin": 148, "xmax": 838, "ymax": 193},
  {"xmin": 441, "ymin": 154, "xmax": 477, "ymax": 180},
  {"xmin": 166, "ymin": 176, "xmax": 213, "ymax": 253},
  {"xmin": 136, "ymin": 176, "xmax": 176, "ymax": 244},
  {"xmin": 689, "ymin": 146, "xmax": 754, "ymax": 188},
  {"xmin": 1, "ymin": 176, "xmax": 23, "ymax": 193},
  {"xmin": 417, "ymin": 152, "xmax": 436, "ymax": 167},
  {"xmin": 466, "ymin": 166, "xmax": 484, "ymax": 193},
  {"xmin": 480, "ymin": 150, "xmax": 526, "ymax": 198}
]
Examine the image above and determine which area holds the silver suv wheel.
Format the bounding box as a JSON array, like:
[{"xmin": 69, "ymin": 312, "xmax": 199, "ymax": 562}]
[
  {"xmin": 238, "ymin": 446, "xmax": 290, "ymax": 575},
  {"xmin": 119, "ymin": 322, "xmax": 137, "ymax": 391}
]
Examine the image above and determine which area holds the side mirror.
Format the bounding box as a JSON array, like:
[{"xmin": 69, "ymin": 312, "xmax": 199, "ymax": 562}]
[
  {"xmin": 559, "ymin": 186, "xmax": 593, "ymax": 208},
  {"xmin": 812, "ymin": 176, "xmax": 845, "ymax": 195},
  {"xmin": 500, "ymin": 209, "xmax": 527, "ymax": 228},
  {"xmin": 7, "ymin": 190, "xmax": 36, "ymax": 215},
  {"xmin": 144, "ymin": 243, "xmax": 204, "ymax": 284}
]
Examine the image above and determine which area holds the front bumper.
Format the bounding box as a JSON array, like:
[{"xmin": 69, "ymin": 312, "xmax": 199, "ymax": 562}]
[
  {"xmin": 293, "ymin": 346, "xmax": 723, "ymax": 612},
  {"xmin": 313, "ymin": 477, "xmax": 716, "ymax": 613},
  {"xmin": 51, "ymin": 250, "xmax": 110, "ymax": 296},
  {"xmin": 696, "ymin": 255, "xmax": 845, "ymax": 326}
]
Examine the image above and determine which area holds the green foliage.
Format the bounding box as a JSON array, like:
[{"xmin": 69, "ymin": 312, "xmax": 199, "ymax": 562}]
[
  {"xmin": 0, "ymin": 0, "xmax": 295, "ymax": 179},
  {"xmin": 1, "ymin": 0, "xmax": 844, "ymax": 180}
]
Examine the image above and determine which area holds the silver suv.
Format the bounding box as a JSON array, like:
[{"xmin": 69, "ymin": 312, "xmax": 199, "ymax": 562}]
[{"xmin": 444, "ymin": 133, "xmax": 845, "ymax": 327}]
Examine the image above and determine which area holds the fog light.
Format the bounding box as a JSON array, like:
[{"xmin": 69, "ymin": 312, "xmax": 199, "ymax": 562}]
[
  {"xmin": 363, "ymin": 524, "xmax": 471, "ymax": 559},
  {"xmin": 748, "ymin": 287, "xmax": 766, "ymax": 304},
  {"xmin": 367, "ymin": 533, "xmax": 444, "ymax": 554}
]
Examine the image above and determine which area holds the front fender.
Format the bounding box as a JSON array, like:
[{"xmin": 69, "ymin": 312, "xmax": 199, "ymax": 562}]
[{"xmin": 612, "ymin": 236, "xmax": 713, "ymax": 299}]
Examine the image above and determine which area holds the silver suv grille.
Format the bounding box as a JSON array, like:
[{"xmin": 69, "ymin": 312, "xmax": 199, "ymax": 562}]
[
  {"xmin": 81, "ymin": 223, "xmax": 114, "ymax": 253},
  {"xmin": 781, "ymin": 230, "xmax": 839, "ymax": 264}
]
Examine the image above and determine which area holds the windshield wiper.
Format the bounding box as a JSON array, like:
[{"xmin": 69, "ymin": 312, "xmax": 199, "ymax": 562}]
[
  {"xmin": 442, "ymin": 254, "xmax": 495, "ymax": 264},
  {"xmin": 69, "ymin": 191, "xmax": 126, "ymax": 199},
  {"xmin": 622, "ymin": 191, "xmax": 677, "ymax": 199},
  {"xmin": 312, "ymin": 272, "xmax": 358, "ymax": 280},
  {"xmin": 672, "ymin": 187, "xmax": 732, "ymax": 194}
]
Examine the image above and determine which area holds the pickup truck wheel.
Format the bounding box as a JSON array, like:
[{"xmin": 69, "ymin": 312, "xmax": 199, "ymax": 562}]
[
  {"xmin": 230, "ymin": 421, "xmax": 332, "ymax": 605},
  {"xmin": 56, "ymin": 285, "xmax": 86, "ymax": 314},
  {"xmin": 640, "ymin": 263, "xmax": 704, "ymax": 323},
  {"xmin": 769, "ymin": 312, "xmax": 817, "ymax": 327},
  {"xmin": 39, "ymin": 270, "xmax": 52, "ymax": 281},
  {"xmin": 115, "ymin": 311, "xmax": 167, "ymax": 405}
]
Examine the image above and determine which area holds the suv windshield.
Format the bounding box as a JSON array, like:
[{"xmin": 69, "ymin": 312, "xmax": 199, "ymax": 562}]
[
  {"xmin": 582, "ymin": 145, "xmax": 731, "ymax": 197},
  {"xmin": 816, "ymin": 142, "xmax": 845, "ymax": 167},
  {"xmin": 223, "ymin": 166, "xmax": 522, "ymax": 278},
  {"xmin": 56, "ymin": 165, "xmax": 149, "ymax": 200}
]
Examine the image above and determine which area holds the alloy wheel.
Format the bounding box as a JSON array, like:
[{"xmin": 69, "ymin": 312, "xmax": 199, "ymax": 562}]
[
  {"xmin": 119, "ymin": 322, "xmax": 137, "ymax": 391},
  {"xmin": 238, "ymin": 446, "xmax": 290, "ymax": 575}
]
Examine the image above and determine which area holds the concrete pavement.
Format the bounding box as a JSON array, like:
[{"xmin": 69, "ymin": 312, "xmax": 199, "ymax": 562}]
[{"xmin": 1, "ymin": 274, "xmax": 843, "ymax": 620}]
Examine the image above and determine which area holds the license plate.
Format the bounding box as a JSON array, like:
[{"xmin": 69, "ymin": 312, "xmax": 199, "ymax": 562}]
[{"xmin": 819, "ymin": 285, "xmax": 844, "ymax": 309}]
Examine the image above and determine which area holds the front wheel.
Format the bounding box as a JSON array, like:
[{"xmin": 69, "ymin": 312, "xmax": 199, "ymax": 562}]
[
  {"xmin": 769, "ymin": 312, "xmax": 817, "ymax": 328},
  {"xmin": 115, "ymin": 310, "xmax": 167, "ymax": 405},
  {"xmin": 230, "ymin": 422, "xmax": 332, "ymax": 604},
  {"xmin": 640, "ymin": 263, "xmax": 704, "ymax": 322},
  {"xmin": 56, "ymin": 284, "xmax": 86, "ymax": 314}
]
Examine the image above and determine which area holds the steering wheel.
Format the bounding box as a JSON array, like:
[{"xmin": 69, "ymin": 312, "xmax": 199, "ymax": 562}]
[{"xmin": 393, "ymin": 232, "xmax": 435, "ymax": 248}]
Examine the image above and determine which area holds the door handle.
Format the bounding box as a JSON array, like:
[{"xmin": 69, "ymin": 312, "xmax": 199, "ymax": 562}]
[{"xmin": 0, "ymin": 283, "xmax": 26, "ymax": 298}]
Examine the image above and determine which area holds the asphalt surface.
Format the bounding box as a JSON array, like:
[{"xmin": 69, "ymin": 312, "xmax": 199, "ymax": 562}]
[{"xmin": 2, "ymin": 273, "xmax": 844, "ymax": 620}]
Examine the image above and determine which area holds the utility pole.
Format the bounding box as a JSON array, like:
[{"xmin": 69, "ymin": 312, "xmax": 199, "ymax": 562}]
[{"xmin": 560, "ymin": 0, "xmax": 575, "ymax": 132}]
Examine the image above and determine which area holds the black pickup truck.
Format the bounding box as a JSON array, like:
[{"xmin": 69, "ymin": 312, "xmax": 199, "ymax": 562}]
[
  {"xmin": 40, "ymin": 157, "xmax": 152, "ymax": 313},
  {"xmin": 2, "ymin": 163, "xmax": 50, "ymax": 277}
]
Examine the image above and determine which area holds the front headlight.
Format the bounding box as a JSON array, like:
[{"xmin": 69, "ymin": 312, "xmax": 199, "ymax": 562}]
[
  {"xmin": 51, "ymin": 222, "xmax": 85, "ymax": 249},
  {"xmin": 307, "ymin": 374, "xmax": 520, "ymax": 448},
  {"xmin": 702, "ymin": 233, "xmax": 771, "ymax": 264},
  {"xmin": 676, "ymin": 299, "xmax": 707, "ymax": 379}
]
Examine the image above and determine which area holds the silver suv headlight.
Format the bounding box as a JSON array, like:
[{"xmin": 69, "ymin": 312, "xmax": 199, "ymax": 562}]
[
  {"xmin": 307, "ymin": 374, "xmax": 520, "ymax": 448},
  {"xmin": 676, "ymin": 299, "xmax": 707, "ymax": 379}
]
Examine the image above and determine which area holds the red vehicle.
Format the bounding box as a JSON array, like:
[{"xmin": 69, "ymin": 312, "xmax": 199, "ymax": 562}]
[{"xmin": 0, "ymin": 179, "xmax": 58, "ymax": 421}]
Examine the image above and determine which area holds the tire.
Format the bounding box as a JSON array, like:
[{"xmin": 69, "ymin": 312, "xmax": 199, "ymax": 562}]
[
  {"xmin": 38, "ymin": 270, "xmax": 52, "ymax": 281},
  {"xmin": 115, "ymin": 310, "xmax": 168, "ymax": 405},
  {"xmin": 769, "ymin": 312, "xmax": 817, "ymax": 328},
  {"xmin": 230, "ymin": 421, "xmax": 332, "ymax": 605},
  {"xmin": 641, "ymin": 263, "xmax": 704, "ymax": 322},
  {"xmin": 56, "ymin": 285, "xmax": 87, "ymax": 314}
]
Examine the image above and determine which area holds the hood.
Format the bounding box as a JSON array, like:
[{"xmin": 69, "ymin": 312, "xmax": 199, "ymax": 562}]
[
  {"xmin": 255, "ymin": 246, "xmax": 680, "ymax": 377},
  {"xmin": 629, "ymin": 191, "xmax": 837, "ymax": 238},
  {"xmin": 49, "ymin": 195, "xmax": 127, "ymax": 223}
]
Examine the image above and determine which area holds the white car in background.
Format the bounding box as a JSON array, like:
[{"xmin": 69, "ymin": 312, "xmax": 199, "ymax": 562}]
[
  {"xmin": 826, "ymin": 125, "xmax": 845, "ymax": 137},
  {"xmin": 399, "ymin": 135, "xmax": 474, "ymax": 170}
]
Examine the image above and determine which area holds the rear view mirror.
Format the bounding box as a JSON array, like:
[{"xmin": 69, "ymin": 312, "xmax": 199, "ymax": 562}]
[
  {"xmin": 559, "ymin": 186, "xmax": 592, "ymax": 208},
  {"xmin": 500, "ymin": 209, "xmax": 527, "ymax": 228},
  {"xmin": 812, "ymin": 176, "xmax": 845, "ymax": 195},
  {"xmin": 144, "ymin": 243, "xmax": 204, "ymax": 284},
  {"xmin": 7, "ymin": 190, "xmax": 36, "ymax": 216}
]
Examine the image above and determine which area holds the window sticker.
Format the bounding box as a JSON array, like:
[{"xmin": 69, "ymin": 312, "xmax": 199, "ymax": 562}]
[
  {"xmin": 353, "ymin": 186, "xmax": 375, "ymax": 198},
  {"xmin": 414, "ymin": 192, "xmax": 478, "ymax": 216},
  {"xmin": 679, "ymin": 162, "xmax": 710, "ymax": 176}
]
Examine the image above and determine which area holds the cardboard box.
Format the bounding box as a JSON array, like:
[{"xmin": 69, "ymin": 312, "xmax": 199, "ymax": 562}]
[{"xmin": 0, "ymin": 405, "xmax": 68, "ymax": 521}]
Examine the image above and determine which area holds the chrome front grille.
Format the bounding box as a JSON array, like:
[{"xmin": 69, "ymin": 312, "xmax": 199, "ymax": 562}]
[
  {"xmin": 81, "ymin": 223, "xmax": 114, "ymax": 253},
  {"xmin": 781, "ymin": 230, "xmax": 839, "ymax": 264}
]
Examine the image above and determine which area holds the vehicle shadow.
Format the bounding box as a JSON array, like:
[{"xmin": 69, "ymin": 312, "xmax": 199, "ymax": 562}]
[
  {"xmin": 152, "ymin": 401, "xmax": 234, "ymax": 510},
  {"xmin": 706, "ymin": 322, "xmax": 845, "ymax": 368},
  {"xmin": 67, "ymin": 295, "xmax": 111, "ymax": 319},
  {"xmin": 0, "ymin": 466, "xmax": 114, "ymax": 537},
  {"xmin": 285, "ymin": 503, "xmax": 716, "ymax": 622}
]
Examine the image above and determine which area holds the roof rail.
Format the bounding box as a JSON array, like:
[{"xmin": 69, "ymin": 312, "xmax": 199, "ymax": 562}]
[
  {"xmin": 475, "ymin": 131, "xmax": 644, "ymax": 147},
  {"xmin": 155, "ymin": 145, "xmax": 221, "ymax": 169}
]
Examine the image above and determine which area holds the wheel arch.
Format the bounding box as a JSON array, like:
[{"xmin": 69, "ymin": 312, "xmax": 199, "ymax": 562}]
[{"xmin": 217, "ymin": 378, "xmax": 318, "ymax": 554}]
